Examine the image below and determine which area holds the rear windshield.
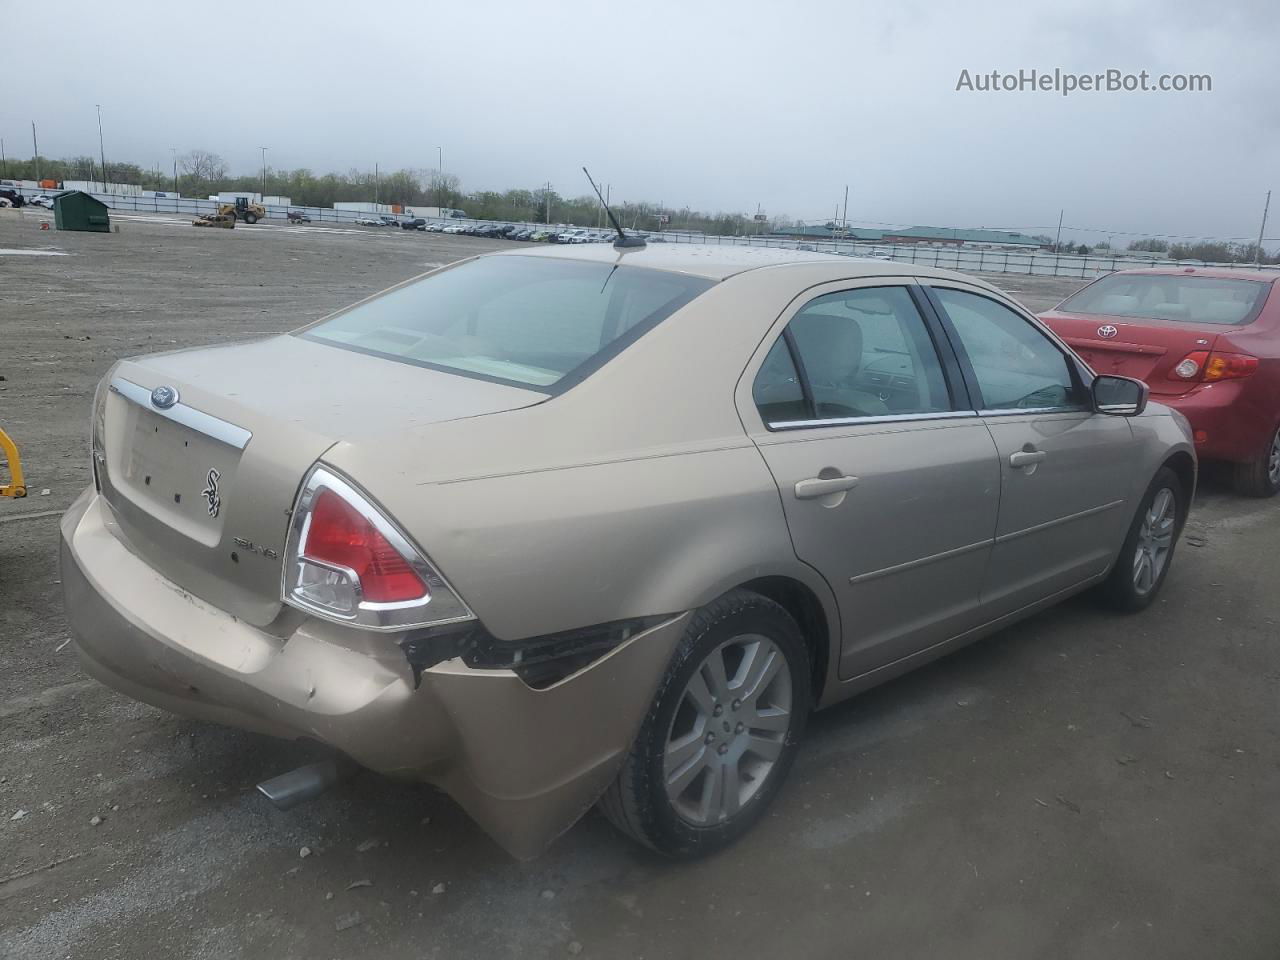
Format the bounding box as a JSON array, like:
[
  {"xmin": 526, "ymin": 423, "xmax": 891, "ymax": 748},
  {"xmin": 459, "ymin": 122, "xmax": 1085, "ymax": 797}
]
[
  {"xmin": 1059, "ymin": 273, "xmax": 1271, "ymax": 326},
  {"xmin": 300, "ymin": 256, "xmax": 714, "ymax": 390}
]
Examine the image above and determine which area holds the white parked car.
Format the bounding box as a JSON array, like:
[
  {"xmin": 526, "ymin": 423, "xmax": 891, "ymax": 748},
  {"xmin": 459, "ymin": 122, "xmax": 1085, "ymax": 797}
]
[{"xmin": 30, "ymin": 195, "xmax": 56, "ymax": 209}]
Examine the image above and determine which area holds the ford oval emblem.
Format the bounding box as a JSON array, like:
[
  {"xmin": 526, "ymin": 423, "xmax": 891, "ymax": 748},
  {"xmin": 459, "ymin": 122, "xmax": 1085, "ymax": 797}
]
[
  {"xmin": 1097, "ymin": 325, "xmax": 1118, "ymax": 339},
  {"xmin": 150, "ymin": 385, "xmax": 179, "ymax": 409}
]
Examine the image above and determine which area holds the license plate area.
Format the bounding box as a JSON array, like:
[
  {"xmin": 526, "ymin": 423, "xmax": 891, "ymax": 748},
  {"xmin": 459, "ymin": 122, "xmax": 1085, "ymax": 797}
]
[{"xmin": 113, "ymin": 401, "xmax": 242, "ymax": 546}]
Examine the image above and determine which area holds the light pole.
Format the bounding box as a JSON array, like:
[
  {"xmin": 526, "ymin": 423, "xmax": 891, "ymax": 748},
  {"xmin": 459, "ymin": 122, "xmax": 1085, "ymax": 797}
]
[
  {"xmin": 0, "ymin": 138, "xmax": 6, "ymax": 178},
  {"xmin": 32, "ymin": 121, "xmax": 40, "ymax": 182},
  {"xmin": 435, "ymin": 146, "xmax": 444, "ymax": 206},
  {"xmin": 259, "ymin": 146, "xmax": 268, "ymax": 201},
  {"xmin": 170, "ymin": 148, "xmax": 178, "ymax": 195},
  {"xmin": 96, "ymin": 104, "xmax": 107, "ymax": 192}
]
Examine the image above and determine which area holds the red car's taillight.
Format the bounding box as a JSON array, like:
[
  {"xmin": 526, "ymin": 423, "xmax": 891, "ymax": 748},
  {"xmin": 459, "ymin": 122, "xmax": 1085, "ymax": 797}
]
[
  {"xmin": 283, "ymin": 466, "xmax": 474, "ymax": 631},
  {"xmin": 303, "ymin": 490, "xmax": 428, "ymax": 603},
  {"xmin": 1169, "ymin": 350, "xmax": 1258, "ymax": 383}
]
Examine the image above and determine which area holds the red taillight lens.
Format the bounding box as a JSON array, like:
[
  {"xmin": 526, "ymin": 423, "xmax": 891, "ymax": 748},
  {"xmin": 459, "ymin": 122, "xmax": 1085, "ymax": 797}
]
[
  {"xmin": 303, "ymin": 489, "xmax": 427, "ymax": 603},
  {"xmin": 1202, "ymin": 351, "xmax": 1258, "ymax": 382},
  {"xmin": 1169, "ymin": 350, "xmax": 1258, "ymax": 383},
  {"xmin": 283, "ymin": 466, "xmax": 473, "ymax": 630}
]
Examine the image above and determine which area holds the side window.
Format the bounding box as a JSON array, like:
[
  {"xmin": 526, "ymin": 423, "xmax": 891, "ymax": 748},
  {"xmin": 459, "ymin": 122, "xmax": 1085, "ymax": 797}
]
[
  {"xmin": 752, "ymin": 337, "xmax": 808, "ymax": 425},
  {"xmin": 932, "ymin": 288, "xmax": 1085, "ymax": 412},
  {"xmin": 752, "ymin": 286, "xmax": 953, "ymax": 425}
]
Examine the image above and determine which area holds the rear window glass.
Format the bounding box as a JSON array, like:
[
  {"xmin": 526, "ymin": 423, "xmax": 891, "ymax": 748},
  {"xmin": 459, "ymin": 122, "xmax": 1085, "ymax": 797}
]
[
  {"xmin": 300, "ymin": 256, "xmax": 714, "ymax": 389},
  {"xmin": 1060, "ymin": 274, "xmax": 1271, "ymax": 326}
]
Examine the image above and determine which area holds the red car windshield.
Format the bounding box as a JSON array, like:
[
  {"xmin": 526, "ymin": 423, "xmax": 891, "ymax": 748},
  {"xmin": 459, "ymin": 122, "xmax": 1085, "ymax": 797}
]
[{"xmin": 1059, "ymin": 274, "xmax": 1271, "ymax": 326}]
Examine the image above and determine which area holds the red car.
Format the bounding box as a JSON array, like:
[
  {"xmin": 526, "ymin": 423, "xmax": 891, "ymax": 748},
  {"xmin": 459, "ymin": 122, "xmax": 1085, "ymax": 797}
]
[{"xmin": 1041, "ymin": 267, "xmax": 1280, "ymax": 495}]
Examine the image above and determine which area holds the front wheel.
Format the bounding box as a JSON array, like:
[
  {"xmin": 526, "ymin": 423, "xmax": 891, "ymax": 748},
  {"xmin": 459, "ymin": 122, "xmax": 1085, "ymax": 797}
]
[
  {"xmin": 1233, "ymin": 425, "xmax": 1280, "ymax": 498},
  {"xmin": 598, "ymin": 589, "xmax": 811, "ymax": 857},
  {"xmin": 1100, "ymin": 466, "xmax": 1185, "ymax": 612}
]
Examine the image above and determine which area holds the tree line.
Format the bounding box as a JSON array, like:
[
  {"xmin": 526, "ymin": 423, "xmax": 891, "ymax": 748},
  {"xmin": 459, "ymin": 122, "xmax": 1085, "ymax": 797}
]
[
  {"xmin": 1127, "ymin": 236, "xmax": 1280, "ymax": 265},
  {"xmin": 2, "ymin": 151, "xmax": 769, "ymax": 234}
]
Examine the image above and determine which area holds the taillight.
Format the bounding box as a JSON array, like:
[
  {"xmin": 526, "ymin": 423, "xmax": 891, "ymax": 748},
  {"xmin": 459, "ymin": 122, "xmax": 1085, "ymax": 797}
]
[
  {"xmin": 283, "ymin": 466, "xmax": 473, "ymax": 631},
  {"xmin": 1202, "ymin": 352, "xmax": 1258, "ymax": 382},
  {"xmin": 90, "ymin": 372, "xmax": 112, "ymax": 490},
  {"xmin": 1169, "ymin": 350, "xmax": 1258, "ymax": 383},
  {"xmin": 304, "ymin": 490, "xmax": 427, "ymax": 603},
  {"xmin": 1170, "ymin": 351, "xmax": 1208, "ymax": 380}
]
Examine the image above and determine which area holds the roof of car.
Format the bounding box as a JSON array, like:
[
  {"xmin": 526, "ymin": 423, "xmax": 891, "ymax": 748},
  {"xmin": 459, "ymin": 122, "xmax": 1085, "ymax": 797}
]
[
  {"xmin": 489, "ymin": 241, "xmax": 991, "ymax": 284},
  {"xmin": 1111, "ymin": 266, "xmax": 1280, "ymax": 283}
]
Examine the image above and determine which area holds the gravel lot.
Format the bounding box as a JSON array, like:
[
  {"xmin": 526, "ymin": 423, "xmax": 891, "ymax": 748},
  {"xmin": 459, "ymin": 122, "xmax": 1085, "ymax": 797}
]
[{"xmin": 2, "ymin": 211, "xmax": 1278, "ymax": 960}]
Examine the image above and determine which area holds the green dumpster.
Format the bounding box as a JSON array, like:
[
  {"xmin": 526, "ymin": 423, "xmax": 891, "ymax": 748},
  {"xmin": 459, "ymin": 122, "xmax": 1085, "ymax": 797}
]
[{"xmin": 53, "ymin": 191, "xmax": 111, "ymax": 233}]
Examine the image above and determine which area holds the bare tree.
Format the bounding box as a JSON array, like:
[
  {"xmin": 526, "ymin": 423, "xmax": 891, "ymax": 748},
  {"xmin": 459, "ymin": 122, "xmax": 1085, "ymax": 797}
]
[
  {"xmin": 427, "ymin": 170, "xmax": 461, "ymax": 207},
  {"xmin": 180, "ymin": 150, "xmax": 228, "ymax": 184}
]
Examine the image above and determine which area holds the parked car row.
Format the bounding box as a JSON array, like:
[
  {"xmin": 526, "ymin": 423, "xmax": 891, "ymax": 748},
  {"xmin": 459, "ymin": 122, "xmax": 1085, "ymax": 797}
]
[
  {"xmin": 350, "ymin": 213, "xmax": 670, "ymax": 245},
  {"xmin": 419, "ymin": 220, "xmax": 660, "ymax": 244}
]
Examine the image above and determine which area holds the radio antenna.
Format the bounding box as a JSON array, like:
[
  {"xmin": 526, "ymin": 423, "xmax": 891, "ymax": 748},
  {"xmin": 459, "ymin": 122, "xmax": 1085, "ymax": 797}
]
[{"xmin": 583, "ymin": 167, "xmax": 645, "ymax": 249}]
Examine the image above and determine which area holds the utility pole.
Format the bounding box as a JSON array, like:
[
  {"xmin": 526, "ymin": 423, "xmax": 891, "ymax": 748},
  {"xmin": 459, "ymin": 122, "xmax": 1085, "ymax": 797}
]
[
  {"xmin": 1053, "ymin": 208, "xmax": 1064, "ymax": 252},
  {"xmin": 170, "ymin": 148, "xmax": 178, "ymax": 195},
  {"xmin": 842, "ymin": 184, "xmax": 849, "ymax": 236},
  {"xmin": 32, "ymin": 122, "xmax": 40, "ymax": 181},
  {"xmin": 259, "ymin": 146, "xmax": 268, "ymax": 201},
  {"xmin": 96, "ymin": 105, "xmax": 107, "ymax": 192},
  {"xmin": 1255, "ymin": 190, "xmax": 1271, "ymax": 267},
  {"xmin": 544, "ymin": 181, "xmax": 552, "ymax": 223},
  {"xmin": 374, "ymin": 162, "xmax": 379, "ymax": 208},
  {"xmin": 0, "ymin": 138, "xmax": 6, "ymax": 178}
]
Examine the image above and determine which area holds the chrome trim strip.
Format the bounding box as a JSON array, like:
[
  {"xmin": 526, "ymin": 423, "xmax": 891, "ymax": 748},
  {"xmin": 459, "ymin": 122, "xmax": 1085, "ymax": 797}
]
[
  {"xmin": 109, "ymin": 377, "xmax": 252, "ymax": 450},
  {"xmin": 994, "ymin": 499, "xmax": 1125, "ymax": 544},
  {"xmin": 769, "ymin": 410, "xmax": 978, "ymax": 431},
  {"xmin": 848, "ymin": 538, "xmax": 990, "ymax": 586},
  {"xmin": 978, "ymin": 407, "xmax": 1089, "ymax": 417}
]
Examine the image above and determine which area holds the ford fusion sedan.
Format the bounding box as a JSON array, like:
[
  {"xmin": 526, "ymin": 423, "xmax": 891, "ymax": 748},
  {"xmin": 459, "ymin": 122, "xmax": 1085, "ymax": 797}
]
[
  {"xmin": 61, "ymin": 244, "xmax": 1194, "ymax": 858},
  {"xmin": 1041, "ymin": 267, "xmax": 1280, "ymax": 495}
]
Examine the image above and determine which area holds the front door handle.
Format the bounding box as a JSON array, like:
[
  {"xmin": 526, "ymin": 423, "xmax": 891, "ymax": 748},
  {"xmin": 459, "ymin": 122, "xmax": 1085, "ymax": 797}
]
[
  {"xmin": 795, "ymin": 475, "xmax": 860, "ymax": 499},
  {"xmin": 1009, "ymin": 449, "xmax": 1047, "ymax": 468}
]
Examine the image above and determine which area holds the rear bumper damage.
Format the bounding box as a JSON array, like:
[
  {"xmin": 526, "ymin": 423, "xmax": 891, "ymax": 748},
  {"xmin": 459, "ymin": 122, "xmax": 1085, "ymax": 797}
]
[{"xmin": 59, "ymin": 488, "xmax": 685, "ymax": 858}]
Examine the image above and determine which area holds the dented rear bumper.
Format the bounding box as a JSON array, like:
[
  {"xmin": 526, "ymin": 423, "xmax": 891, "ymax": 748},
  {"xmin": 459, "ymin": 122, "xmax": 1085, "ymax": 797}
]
[{"xmin": 59, "ymin": 487, "xmax": 685, "ymax": 858}]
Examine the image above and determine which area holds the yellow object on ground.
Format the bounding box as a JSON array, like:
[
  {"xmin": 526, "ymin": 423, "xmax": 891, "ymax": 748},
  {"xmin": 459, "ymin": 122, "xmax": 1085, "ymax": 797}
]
[{"xmin": 1, "ymin": 427, "xmax": 26, "ymax": 498}]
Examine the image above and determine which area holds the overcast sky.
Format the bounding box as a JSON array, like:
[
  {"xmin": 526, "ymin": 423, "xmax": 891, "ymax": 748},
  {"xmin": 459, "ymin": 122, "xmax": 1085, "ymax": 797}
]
[{"xmin": 5, "ymin": 0, "xmax": 1278, "ymax": 243}]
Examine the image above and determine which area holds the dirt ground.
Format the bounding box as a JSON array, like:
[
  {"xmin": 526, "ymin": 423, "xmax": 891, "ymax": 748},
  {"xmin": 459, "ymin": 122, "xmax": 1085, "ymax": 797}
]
[{"xmin": 2, "ymin": 211, "xmax": 1278, "ymax": 960}]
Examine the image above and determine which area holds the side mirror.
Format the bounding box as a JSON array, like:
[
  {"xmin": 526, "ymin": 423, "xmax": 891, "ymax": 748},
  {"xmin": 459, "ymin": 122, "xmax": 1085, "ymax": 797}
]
[{"xmin": 1093, "ymin": 374, "xmax": 1149, "ymax": 416}]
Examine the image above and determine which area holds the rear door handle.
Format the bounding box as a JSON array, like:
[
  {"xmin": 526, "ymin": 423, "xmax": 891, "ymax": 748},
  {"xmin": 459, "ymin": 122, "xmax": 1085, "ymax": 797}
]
[
  {"xmin": 794, "ymin": 475, "xmax": 860, "ymax": 499},
  {"xmin": 1009, "ymin": 450, "xmax": 1047, "ymax": 468}
]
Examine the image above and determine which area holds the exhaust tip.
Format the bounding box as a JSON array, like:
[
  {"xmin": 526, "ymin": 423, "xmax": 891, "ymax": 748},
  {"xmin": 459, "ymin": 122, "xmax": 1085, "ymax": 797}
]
[{"xmin": 256, "ymin": 758, "xmax": 355, "ymax": 811}]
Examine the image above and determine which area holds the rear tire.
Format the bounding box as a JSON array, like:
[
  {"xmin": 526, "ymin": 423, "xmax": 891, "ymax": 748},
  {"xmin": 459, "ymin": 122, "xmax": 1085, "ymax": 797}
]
[
  {"xmin": 598, "ymin": 589, "xmax": 811, "ymax": 858},
  {"xmin": 1100, "ymin": 466, "xmax": 1184, "ymax": 612},
  {"xmin": 243, "ymin": 212, "xmax": 259, "ymax": 225},
  {"xmin": 1232, "ymin": 425, "xmax": 1280, "ymax": 498}
]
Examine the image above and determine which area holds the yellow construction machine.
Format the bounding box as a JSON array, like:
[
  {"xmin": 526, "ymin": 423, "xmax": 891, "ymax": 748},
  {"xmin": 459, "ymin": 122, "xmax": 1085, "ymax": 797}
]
[
  {"xmin": 1, "ymin": 427, "xmax": 26, "ymax": 498},
  {"xmin": 193, "ymin": 197, "xmax": 267, "ymax": 228}
]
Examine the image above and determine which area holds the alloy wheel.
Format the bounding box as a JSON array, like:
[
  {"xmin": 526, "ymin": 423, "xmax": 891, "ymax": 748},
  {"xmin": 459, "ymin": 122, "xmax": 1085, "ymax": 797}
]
[
  {"xmin": 662, "ymin": 633, "xmax": 793, "ymax": 826},
  {"xmin": 1133, "ymin": 487, "xmax": 1177, "ymax": 596}
]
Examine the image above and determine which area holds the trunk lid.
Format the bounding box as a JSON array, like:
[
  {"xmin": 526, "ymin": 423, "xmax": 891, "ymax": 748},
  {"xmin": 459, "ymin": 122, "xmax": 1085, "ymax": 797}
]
[
  {"xmin": 1040, "ymin": 309, "xmax": 1224, "ymax": 396},
  {"xmin": 98, "ymin": 335, "xmax": 546, "ymax": 627}
]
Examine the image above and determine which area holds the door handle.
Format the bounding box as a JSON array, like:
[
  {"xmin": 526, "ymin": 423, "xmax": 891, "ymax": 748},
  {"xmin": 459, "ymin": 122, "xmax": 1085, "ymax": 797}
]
[
  {"xmin": 1009, "ymin": 449, "xmax": 1047, "ymax": 468},
  {"xmin": 795, "ymin": 475, "xmax": 860, "ymax": 499}
]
